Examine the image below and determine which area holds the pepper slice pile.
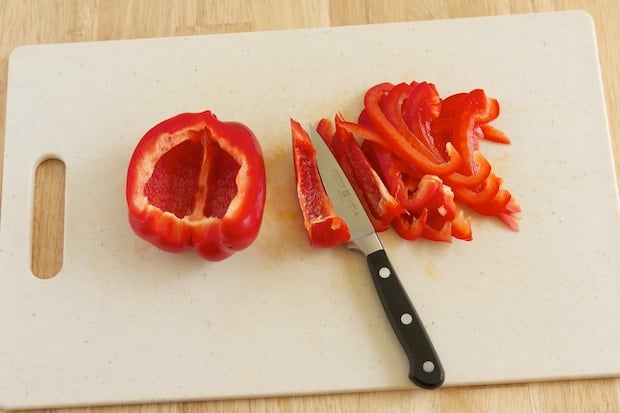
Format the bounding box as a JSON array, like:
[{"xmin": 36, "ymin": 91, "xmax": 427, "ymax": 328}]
[
  {"xmin": 126, "ymin": 110, "xmax": 266, "ymax": 260},
  {"xmin": 313, "ymin": 81, "xmax": 520, "ymax": 243}
]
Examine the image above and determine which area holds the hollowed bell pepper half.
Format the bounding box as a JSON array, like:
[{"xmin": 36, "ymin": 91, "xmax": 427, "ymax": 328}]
[{"xmin": 126, "ymin": 110, "xmax": 267, "ymax": 261}]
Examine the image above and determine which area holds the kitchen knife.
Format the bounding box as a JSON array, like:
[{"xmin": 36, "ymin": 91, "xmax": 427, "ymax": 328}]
[{"xmin": 308, "ymin": 124, "xmax": 445, "ymax": 389}]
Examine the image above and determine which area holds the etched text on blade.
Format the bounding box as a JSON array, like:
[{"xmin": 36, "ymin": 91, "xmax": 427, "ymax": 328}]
[{"xmin": 328, "ymin": 167, "xmax": 363, "ymax": 219}]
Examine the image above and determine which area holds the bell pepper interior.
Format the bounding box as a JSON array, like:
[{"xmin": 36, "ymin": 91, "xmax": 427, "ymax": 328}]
[
  {"xmin": 144, "ymin": 131, "xmax": 240, "ymax": 220},
  {"xmin": 296, "ymin": 150, "xmax": 325, "ymax": 220},
  {"xmin": 203, "ymin": 139, "xmax": 240, "ymax": 218}
]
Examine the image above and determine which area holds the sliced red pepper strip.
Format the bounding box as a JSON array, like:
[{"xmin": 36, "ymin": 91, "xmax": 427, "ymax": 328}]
[
  {"xmin": 323, "ymin": 139, "xmax": 388, "ymax": 232},
  {"xmin": 360, "ymin": 140, "xmax": 417, "ymax": 202},
  {"xmin": 362, "ymin": 137, "xmax": 453, "ymax": 217},
  {"xmin": 316, "ymin": 117, "xmax": 335, "ymax": 147},
  {"xmin": 433, "ymin": 92, "xmax": 502, "ymax": 139},
  {"xmin": 475, "ymin": 190, "xmax": 520, "ymax": 231},
  {"xmin": 397, "ymin": 174, "xmax": 443, "ymax": 212},
  {"xmin": 432, "ymin": 184, "xmax": 457, "ymax": 222},
  {"xmin": 430, "ymin": 117, "xmax": 455, "ymax": 136},
  {"xmin": 479, "ymin": 124, "xmax": 511, "ymax": 144},
  {"xmin": 381, "ymin": 82, "xmax": 444, "ymax": 162},
  {"xmin": 451, "ymin": 209, "xmax": 473, "ymax": 241},
  {"xmin": 392, "ymin": 209, "xmax": 428, "ymax": 241},
  {"xmin": 452, "ymin": 173, "xmax": 501, "ymax": 207},
  {"xmin": 402, "ymin": 81, "xmax": 447, "ymax": 160},
  {"xmin": 126, "ymin": 110, "xmax": 266, "ymax": 261},
  {"xmin": 474, "ymin": 189, "xmax": 513, "ymax": 216},
  {"xmin": 291, "ymin": 119, "xmax": 351, "ymax": 247},
  {"xmin": 328, "ymin": 118, "xmax": 405, "ymax": 228},
  {"xmin": 360, "ymin": 139, "xmax": 443, "ymax": 212},
  {"xmin": 498, "ymin": 212, "xmax": 520, "ymax": 232},
  {"xmin": 403, "ymin": 81, "xmax": 442, "ymax": 127},
  {"xmin": 358, "ymin": 108, "xmax": 372, "ymax": 127},
  {"xmin": 363, "ymin": 83, "xmax": 462, "ymax": 176},
  {"xmin": 473, "ymin": 94, "xmax": 500, "ymax": 124},
  {"xmin": 446, "ymin": 89, "xmax": 504, "ymax": 200},
  {"xmin": 360, "ymin": 139, "xmax": 402, "ymax": 195},
  {"xmin": 443, "ymin": 89, "xmax": 499, "ymax": 125},
  {"xmin": 444, "ymin": 151, "xmax": 492, "ymax": 188},
  {"xmin": 419, "ymin": 183, "xmax": 457, "ymax": 243},
  {"xmin": 422, "ymin": 220, "xmax": 453, "ymax": 243},
  {"xmin": 450, "ymin": 90, "xmax": 485, "ymax": 176},
  {"xmin": 438, "ymin": 92, "xmax": 468, "ymax": 118},
  {"xmin": 505, "ymin": 196, "xmax": 522, "ymax": 213},
  {"xmin": 337, "ymin": 117, "xmax": 462, "ymax": 177}
]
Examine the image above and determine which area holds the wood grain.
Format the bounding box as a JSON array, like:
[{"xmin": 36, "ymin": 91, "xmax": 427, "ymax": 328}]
[{"xmin": 1, "ymin": 0, "xmax": 618, "ymax": 412}]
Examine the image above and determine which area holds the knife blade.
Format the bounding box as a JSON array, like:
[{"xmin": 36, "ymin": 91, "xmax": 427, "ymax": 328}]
[{"xmin": 308, "ymin": 124, "xmax": 445, "ymax": 389}]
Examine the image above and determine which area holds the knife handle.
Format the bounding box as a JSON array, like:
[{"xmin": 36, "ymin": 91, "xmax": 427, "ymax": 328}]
[{"xmin": 366, "ymin": 249, "xmax": 445, "ymax": 389}]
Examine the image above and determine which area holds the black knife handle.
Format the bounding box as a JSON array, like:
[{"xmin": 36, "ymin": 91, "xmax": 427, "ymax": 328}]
[{"xmin": 366, "ymin": 249, "xmax": 445, "ymax": 389}]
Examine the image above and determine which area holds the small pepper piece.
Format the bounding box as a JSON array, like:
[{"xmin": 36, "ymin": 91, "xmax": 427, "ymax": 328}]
[
  {"xmin": 290, "ymin": 119, "xmax": 351, "ymax": 248},
  {"xmin": 126, "ymin": 110, "xmax": 266, "ymax": 261}
]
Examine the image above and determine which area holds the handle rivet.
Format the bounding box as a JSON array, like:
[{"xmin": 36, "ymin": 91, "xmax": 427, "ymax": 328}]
[
  {"xmin": 423, "ymin": 361, "xmax": 435, "ymax": 373},
  {"xmin": 400, "ymin": 313, "xmax": 413, "ymax": 325},
  {"xmin": 378, "ymin": 267, "xmax": 391, "ymax": 278}
]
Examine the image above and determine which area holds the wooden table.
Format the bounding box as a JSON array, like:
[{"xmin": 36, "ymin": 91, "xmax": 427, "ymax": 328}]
[{"xmin": 1, "ymin": 1, "xmax": 618, "ymax": 411}]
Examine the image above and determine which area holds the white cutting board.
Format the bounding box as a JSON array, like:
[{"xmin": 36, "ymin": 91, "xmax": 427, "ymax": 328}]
[{"xmin": 1, "ymin": 10, "xmax": 619, "ymax": 410}]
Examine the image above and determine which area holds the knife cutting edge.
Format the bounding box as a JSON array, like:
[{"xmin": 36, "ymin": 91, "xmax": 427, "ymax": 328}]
[{"xmin": 307, "ymin": 124, "xmax": 445, "ymax": 389}]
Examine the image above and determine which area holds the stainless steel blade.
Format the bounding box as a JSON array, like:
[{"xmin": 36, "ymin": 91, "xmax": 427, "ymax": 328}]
[{"xmin": 307, "ymin": 125, "xmax": 382, "ymax": 254}]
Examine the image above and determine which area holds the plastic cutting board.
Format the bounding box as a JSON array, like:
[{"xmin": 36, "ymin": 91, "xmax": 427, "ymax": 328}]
[{"xmin": 1, "ymin": 10, "xmax": 620, "ymax": 410}]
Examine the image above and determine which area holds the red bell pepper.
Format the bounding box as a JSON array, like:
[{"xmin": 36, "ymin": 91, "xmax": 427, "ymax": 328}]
[
  {"xmin": 451, "ymin": 209, "xmax": 473, "ymax": 241},
  {"xmin": 360, "ymin": 139, "xmax": 402, "ymax": 194},
  {"xmin": 450, "ymin": 89, "xmax": 498, "ymax": 177},
  {"xmin": 392, "ymin": 209, "xmax": 428, "ymax": 241},
  {"xmin": 293, "ymin": 80, "xmax": 518, "ymax": 245},
  {"xmin": 326, "ymin": 117, "xmax": 405, "ymax": 230},
  {"xmin": 362, "ymin": 82, "xmax": 463, "ymax": 176},
  {"xmin": 290, "ymin": 119, "xmax": 351, "ymax": 247},
  {"xmin": 337, "ymin": 118, "xmax": 464, "ymax": 177},
  {"xmin": 361, "ymin": 139, "xmax": 442, "ymax": 211},
  {"xmin": 452, "ymin": 173, "xmax": 501, "ymax": 207},
  {"xmin": 435, "ymin": 90, "xmax": 500, "ymax": 125},
  {"xmin": 444, "ymin": 151, "xmax": 492, "ymax": 187},
  {"xmin": 441, "ymin": 90, "xmax": 518, "ymax": 223},
  {"xmin": 479, "ymin": 124, "xmax": 511, "ymax": 144},
  {"xmin": 316, "ymin": 117, "xmax": 335, "ymax": 147},
  {"xmin": 422, "ymin": 220, "xmax": 453, "ymax": 243},
  {"xmin": 126, "ymin": 110, "xmax": 266, "ymax": 261},
  {"xmin": 381, "ymin": 82, "xmax": 445, "ymax": 162},
  {"xmin": 417, "ymin": 183, "xmax": 457, "ymax": 242},
  {"xmin": 403, "ymin": 82, "xmax": 451, "ymax": 161},
  {"xmin": 360, "ymin": 131, "xmax": 471, "ymax": 242},
  {"xmin": 316, "ymin": 117, "xmax": 382, "ymax": 226}
]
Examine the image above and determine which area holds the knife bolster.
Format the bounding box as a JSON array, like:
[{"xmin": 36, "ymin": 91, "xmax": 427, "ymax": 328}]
[{"xmin": 347, "ymin": 232, "xmax": 383, "ymax": 256}]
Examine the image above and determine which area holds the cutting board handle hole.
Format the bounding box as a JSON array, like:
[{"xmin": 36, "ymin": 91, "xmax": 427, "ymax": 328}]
[{"xmin": 31, "ymin": 158, "xmax": 66, "ymax": 279}]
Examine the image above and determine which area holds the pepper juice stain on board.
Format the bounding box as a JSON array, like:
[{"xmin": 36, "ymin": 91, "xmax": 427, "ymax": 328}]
[
  {"xmin": 255, "ymin": 138, "xmax": 309, "ymax": 260},
  {"xmin": 424, "ymin": 262, "xmax": 442, "ymax": 280}
]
